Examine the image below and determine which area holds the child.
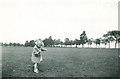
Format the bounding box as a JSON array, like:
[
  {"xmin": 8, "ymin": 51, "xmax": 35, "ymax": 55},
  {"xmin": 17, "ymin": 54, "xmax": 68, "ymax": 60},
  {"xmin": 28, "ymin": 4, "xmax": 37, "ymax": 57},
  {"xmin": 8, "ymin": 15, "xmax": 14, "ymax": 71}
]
[{"xmin": 31, "ymin": 39, "xmax": 47, "ymax": 73}]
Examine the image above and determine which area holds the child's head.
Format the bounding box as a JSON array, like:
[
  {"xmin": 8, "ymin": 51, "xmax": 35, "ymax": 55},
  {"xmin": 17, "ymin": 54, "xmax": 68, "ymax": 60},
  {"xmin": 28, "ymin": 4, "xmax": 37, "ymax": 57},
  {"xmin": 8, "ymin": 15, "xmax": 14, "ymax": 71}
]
[{"xmin": 35, "ymin": 39, "xmax": 44, "ymax": 48}]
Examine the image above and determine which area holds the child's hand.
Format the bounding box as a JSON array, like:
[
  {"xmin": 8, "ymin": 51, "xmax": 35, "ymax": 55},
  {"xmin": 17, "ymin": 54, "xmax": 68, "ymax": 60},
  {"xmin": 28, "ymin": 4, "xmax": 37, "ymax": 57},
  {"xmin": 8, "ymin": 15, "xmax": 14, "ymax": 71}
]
[
  {"xmin": 34, "ymin": 52, "xmax": 40, "ymax": 54},
  {"xmin": 44, "ymin": 48, "xmax": 47, "ymax": 51}
]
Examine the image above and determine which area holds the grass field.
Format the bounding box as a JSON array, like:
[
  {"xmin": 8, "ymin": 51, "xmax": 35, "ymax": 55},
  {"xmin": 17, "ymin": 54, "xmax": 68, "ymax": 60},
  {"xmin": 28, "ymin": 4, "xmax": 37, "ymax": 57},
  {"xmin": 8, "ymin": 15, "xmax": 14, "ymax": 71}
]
[{"xmin": 1, "ymin": 46, "xmax": 119, "ymax": 77}]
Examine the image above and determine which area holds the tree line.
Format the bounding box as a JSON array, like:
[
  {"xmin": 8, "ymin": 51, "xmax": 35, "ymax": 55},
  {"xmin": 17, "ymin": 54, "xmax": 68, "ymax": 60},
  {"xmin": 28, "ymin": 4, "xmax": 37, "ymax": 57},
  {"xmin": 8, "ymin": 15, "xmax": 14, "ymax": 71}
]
[
  {"xmin": 1, "ymin": 30, "xmax": 120, "ymax": 48},
  {"xmin": 0, "ymin": 42, "xmax": 24, "ymax": 47}
]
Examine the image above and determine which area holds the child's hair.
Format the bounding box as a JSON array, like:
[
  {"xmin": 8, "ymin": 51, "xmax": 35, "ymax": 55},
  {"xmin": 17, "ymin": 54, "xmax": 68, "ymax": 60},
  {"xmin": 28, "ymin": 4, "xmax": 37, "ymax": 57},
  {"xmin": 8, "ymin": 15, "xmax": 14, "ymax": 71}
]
[{"xmin": 35, "ymin": 39, "xmax": 44, "ymax": 47}]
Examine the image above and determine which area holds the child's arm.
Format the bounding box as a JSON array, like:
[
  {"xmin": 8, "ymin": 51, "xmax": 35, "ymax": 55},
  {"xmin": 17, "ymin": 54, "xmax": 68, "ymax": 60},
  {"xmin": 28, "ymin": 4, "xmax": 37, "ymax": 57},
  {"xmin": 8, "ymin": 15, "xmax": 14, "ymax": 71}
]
[
  {"xmin": 41, "ymin": 47, "xmax": 47, "ymax": 51},
  {"xmin": 33, "ymin": 46, "xmax": 41, "ymax": 54}
]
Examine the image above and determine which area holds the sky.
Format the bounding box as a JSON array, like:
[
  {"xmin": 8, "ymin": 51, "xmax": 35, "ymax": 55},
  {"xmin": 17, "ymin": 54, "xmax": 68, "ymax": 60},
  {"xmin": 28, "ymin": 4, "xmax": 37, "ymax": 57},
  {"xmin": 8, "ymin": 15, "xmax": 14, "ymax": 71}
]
[{"xmin": 0, "ymin": 0, "xmax": 119, "ymax": 44}]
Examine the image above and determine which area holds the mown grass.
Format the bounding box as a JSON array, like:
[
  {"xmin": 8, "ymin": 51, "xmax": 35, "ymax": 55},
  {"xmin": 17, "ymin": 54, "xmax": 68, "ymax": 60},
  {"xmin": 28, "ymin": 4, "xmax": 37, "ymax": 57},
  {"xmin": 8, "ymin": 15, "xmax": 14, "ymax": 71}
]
[{"xmin": 2, "ymin": 47, "xmax": 119, "ymax": 77}]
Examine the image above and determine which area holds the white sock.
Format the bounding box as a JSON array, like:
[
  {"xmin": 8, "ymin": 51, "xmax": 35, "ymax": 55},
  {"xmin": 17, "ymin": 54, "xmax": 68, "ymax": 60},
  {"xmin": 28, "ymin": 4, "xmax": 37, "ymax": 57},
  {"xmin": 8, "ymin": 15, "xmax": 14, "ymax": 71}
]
[
  {"xmin": 40, "ymin": 54, "xmax": 43, "ymax": 61},
  {"xmin": 34, "ymin": 63, "xmax": 38, "ymax": 70},
  {"xmin": 34, "ymin": 63, "xmax": 39, "ymax": 73}
]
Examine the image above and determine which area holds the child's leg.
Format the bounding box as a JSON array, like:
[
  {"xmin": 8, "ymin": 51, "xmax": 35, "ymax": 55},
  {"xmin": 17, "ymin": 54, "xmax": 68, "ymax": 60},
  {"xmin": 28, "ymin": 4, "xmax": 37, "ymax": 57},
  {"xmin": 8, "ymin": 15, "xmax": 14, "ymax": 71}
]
[
  {"xmin": 34, "ymin": 63, "xmax": 37, "ymax": 69},
  {"xmin": 34, "ymin": 63, "xmax": 39, "ymax": 73},
  {"xmin": 40, "ymin": 54, "xmax": 43, "ymax": 62}
]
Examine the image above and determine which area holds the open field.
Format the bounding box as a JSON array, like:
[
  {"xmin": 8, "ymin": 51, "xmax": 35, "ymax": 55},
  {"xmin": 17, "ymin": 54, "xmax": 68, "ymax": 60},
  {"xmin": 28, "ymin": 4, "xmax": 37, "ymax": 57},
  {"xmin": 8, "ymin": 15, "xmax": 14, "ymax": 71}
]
[{"xmin": 1, "ymin": 46, "xmax": 119, "ymax": 77}]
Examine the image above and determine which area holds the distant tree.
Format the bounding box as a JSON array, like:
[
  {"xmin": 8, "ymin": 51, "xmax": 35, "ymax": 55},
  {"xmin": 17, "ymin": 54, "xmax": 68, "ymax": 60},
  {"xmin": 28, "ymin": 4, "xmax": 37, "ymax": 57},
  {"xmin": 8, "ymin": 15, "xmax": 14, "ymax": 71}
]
[
  {"xmin": 101, "ymin": 38, "xmax": 109, "ymax": 48},
  {"xmin": 43, "ymin": 38, "xmax": 48, "ymax": 47},
  {"xmin": 54, "ymin": 39, "xmax": 61, "ymax": 46},
  {"xmin": 43, "ymin": 36, "xmax": 54, "ymax": 47},
  {"xmin": 57, "ymin": 39, "xmax": 61, "ymax": 45},
  {"xmin": 80, "ymin": 31, "xmax": 88, "ymax": 48},
  {"xmin": 20, "ymin": 44, "xmax": 24, "ymax": 47},
  {"xmin": 4, "ymin": 43, "xmax": 8, "ymax": 46},
  {"xmin": 87, "ymin": 38, "xmax": 93, "ymax": 48},
  {"xmin": 99, "ymin": 38, "xmax": 102, "ymax": 47},
  {"xmin": 13, "ymin": 43, "xmax": 17, "ymax": 46},
  {"xmin": 16, "ymin": 43, "xmax": 20, "ymax": 46},
  {"xmin": 29, "ymin": 40, "xmax": 35, "ymax": 47},
  {"xmin": 94, "ymin": 38, "xmax": 101, "ymax": 48},
  {"xmin": 25, "ymin": 41, "xmax": 30, "ymax": 47},
  {"xmin": 9, "ymin": 43, "xmax": 13, "ymax": 46},
  {"xmin": 69, "ymin": 40, "xmax": 74, "ymax": 47},
  {"xmin": 108, "ymin": 37, "xmax": 114, "ymax": 48},
  {"xmin": 107, "ymin": 30, "xmax": 120, "ymax": 48},
  {"xmin": 60, "ymin": 41, "xmax": 64, "ymax": 47},
  {"xmin": 74, "ymin": 39, "xmax": 80, "ymax": 48},
  {"xmin": 53, "ymin": 39, "xmax": 57, "ymax": 46},
  {"xmin": 64, "ymin": 38, "xmax": 70, "ymax": 47},
  {"xmin": 103, "ymin": 34, "xmax": 115, "ymax": 48},
  {"xmin": 48, "ymin": 36, "xmax": 54, "ymax": 47}
]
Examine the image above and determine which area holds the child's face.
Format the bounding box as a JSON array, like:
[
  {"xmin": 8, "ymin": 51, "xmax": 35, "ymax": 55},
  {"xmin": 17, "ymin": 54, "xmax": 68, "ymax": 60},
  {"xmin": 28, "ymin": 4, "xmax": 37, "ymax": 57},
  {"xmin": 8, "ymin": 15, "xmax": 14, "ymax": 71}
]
[
  {"xmin": 36, "ymin": 41, "xmax": 43, "ymax": 47},
  {"xmin": 36, "ymin": 40, "xmax": 43, "ymax": 48}
]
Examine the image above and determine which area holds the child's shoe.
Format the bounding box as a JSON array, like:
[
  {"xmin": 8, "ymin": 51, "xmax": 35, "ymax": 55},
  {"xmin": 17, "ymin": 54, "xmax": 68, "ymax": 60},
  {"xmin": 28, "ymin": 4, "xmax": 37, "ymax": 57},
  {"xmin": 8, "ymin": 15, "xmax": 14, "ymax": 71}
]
[{"xmin": 34, "ymin": 69, "xmax": 39, "ymax": 73}]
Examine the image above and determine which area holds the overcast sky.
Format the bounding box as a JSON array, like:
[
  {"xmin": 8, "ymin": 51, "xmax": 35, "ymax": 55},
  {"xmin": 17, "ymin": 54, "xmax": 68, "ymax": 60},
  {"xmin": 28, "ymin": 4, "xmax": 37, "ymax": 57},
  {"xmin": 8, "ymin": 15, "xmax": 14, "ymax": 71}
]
[{"xmin": 0, "ymin": 0, "xmax": 119, "ymax": 44}]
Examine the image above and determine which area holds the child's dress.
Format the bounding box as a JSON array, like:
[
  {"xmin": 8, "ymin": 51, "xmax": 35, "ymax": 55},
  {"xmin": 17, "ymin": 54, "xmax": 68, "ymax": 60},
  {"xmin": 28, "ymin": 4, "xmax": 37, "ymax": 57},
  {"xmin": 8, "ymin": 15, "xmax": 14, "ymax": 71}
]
[{"xmin": 31, "ymin": 45, "xmax": 45, "ymax": 63}]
